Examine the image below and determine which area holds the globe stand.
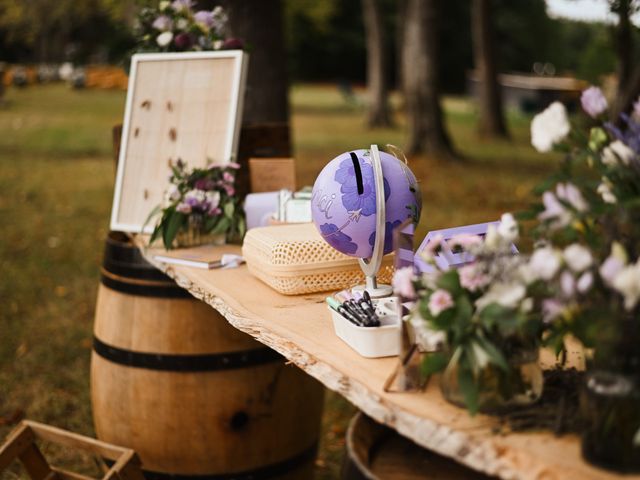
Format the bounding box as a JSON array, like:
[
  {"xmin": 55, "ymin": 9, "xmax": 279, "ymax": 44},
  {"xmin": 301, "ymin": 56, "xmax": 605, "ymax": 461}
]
[{"xmin": 353, "ymin": 144, "xmax": 393, "ymax": 299}]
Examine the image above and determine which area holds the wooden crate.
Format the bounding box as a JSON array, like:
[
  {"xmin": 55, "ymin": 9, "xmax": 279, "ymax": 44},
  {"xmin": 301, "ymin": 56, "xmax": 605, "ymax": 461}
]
[{"xmin": 0, "ymin": 420, "xmax": 144, "ymax": 480}]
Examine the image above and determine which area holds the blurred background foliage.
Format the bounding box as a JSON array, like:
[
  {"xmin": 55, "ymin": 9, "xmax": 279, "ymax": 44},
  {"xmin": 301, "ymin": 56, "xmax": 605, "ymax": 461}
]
[{"xmin": 0, "ymin": 0, "xmax": 627, "ymax": 89}]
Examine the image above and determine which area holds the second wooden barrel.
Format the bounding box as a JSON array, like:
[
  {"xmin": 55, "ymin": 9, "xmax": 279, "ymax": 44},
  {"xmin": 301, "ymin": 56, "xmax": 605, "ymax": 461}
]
[
  {"xmin": 341, "ymin": 412, "xmax": 496, "ymax": 479},
  {"xmin": 91, "ymin": 232, "xmax": 324, "ymax": 479}
]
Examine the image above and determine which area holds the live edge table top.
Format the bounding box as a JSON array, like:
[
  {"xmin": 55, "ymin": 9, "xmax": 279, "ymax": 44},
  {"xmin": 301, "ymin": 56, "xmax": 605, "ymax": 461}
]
[{"xmin": 141, "ymin": 242, "xmax": 639, "ymax": 480}]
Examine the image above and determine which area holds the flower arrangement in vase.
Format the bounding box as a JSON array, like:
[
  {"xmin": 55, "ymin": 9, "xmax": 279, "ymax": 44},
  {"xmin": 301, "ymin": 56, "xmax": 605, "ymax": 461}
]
[
  {"xmin": 394, "ymin": 214, "xmax": 546, "ymax": 415},
  {"xmin": 526, "ymin": 87, "xmax": 640, "ymax": 472},
  {"xmin": 135, "ymin": 1, "xmax": 243, "ymax": 53},
  {"xmin": 147, "ymin": 160, "xmax": 246, "ymax": 250}
]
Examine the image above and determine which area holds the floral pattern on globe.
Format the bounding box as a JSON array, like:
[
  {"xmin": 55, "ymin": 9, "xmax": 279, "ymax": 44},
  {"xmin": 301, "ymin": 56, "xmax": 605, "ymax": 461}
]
[
  {"xmin": 369, "ymin": 219, "xmax": 402, "ymax": 254},
  {"xmin": 334, "ymin": 155, "xmax": 390, "ymax": 217},
  {"xmin": 319, "ymin": 223, "xmax": 358, "ymax": 255}
]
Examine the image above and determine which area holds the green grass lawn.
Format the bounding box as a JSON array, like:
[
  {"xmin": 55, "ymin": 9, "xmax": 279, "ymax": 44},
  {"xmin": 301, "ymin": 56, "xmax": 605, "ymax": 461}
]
[{"xmin": 0, "ymin": 83, "xmax": 558, "ymax": 478}]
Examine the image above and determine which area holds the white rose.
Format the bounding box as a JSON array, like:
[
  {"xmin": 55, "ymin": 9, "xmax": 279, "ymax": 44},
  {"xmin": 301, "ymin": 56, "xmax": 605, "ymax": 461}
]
[
  {"xmin": 156, "ymin": 31, "xmax": 173, "ymax": 47},
  {"xmin": 602, "ymin": 140, "xmax": 635, "ymax": 166},
  {"xmin": 476, "ymin": 282, "xmax": 526, "ymax": 311},
  {"xmin": 529, "ymin": 246, "xmax": 562, "ymax": 280},
  {"xmin": 563, "ymin": 244, "xmax": 593, "ymax": 272},
  {"xmin": 531, "ymin": 102, "xmax": 571, "ymax": 153},
  {"xmin": 597, "ymin": 179, "xmax": 617, "ymax": 204},
  {"xmin": 612, "ymin": 261, "xmax": 640, "ymax": 310},
  {"xmin": 497, "ymin": 212, "xmax": 518, "ymax": 243}
]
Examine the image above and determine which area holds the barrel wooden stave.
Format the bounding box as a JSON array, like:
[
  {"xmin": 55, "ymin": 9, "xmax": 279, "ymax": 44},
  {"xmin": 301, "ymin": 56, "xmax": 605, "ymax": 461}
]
[{"xmin": 91, "ymin": 233, "xmax": 324, "ymax": 479}]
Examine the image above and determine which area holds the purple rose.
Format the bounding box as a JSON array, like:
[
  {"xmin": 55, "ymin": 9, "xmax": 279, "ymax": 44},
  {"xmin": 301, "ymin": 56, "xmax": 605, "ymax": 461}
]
[
  {"xmin": 221, "ymin": 38, "xmax": 244, "ymax": 50},
  {"xmin": 194, "ymin": 10, "xmax": 214, "ymax": 28},
  {"xmin": 580, "ymin": 86, "xmax": 608, "ymax": 118},
  {"xmin": 174, "ymin": 32, "xmax": 194, "ymax": 50},
  {"xmin": 152, "ymin": 15, "xmax": 173, "ymax": 31},
  {"xmin": 194, "ymin": 178, "xmax": 215, "ymax": 191},
  {"xmin": 320, "ymin": 223, "xmax": 358, "ymax": 255}
]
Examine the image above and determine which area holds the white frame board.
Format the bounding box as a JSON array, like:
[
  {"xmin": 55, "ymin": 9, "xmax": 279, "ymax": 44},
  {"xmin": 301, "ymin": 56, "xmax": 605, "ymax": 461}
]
[{"xmin": 110, "ymin": 50, "xmax": 248, "ymax": 233}]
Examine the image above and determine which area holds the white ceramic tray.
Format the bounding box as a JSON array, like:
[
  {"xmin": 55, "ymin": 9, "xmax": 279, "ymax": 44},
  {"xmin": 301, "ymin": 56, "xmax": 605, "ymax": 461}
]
[{"xmin": 329, "ymin": 297, "xmax": 400, "ymax": 358}]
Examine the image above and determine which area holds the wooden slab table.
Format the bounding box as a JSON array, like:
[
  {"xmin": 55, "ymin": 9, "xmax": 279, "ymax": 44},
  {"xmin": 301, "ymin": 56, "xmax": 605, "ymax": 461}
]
[{"xmin": 141, "ymin": 242, "xmax": 638, "ymax": 480}]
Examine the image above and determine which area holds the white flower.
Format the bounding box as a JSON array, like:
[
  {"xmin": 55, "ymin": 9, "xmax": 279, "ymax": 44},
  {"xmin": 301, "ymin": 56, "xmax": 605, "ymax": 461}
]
[
  {"xmin": 597, "ymin": 178, "xmax": 617, "ymax": 204},
  {"xmin": 176, "ymin": 202, "xmax": 191, "ymax": 214},
  {"xmin": 612, "ymin": 260, "xmax": 640, "ymax": 310},
  {"xmin": 159, "ymin": 1, "xmax": 170, "ymax": 11},
  {"xmin": 392, "ymin": 266, "xmax": 416, "ymax": 299},
  {"xmin": 563, "ymin": 244, "xmax": 592, "ymax": 272},
  {"xmin": 602, "ymin": 140, "xmax": 634, "ymax": 166},
  {"xmin": 428, "ymin": 289, "xmax": 454, "ymax": 316},
  {"xmin": 497, "ymin": 213, "xmax": 518, "ymax": 243},
  {"xmin": 531, "ymin": 102, "xmax": 571, "ymax": 153},
  {"xmin": 599, "ymin": 242, "xmax": 628, "ymax": 286},
  {"xmin": 577, "ymin": 271, "xmax": 593, "ymax": 293},
  {"xmin": 156, "ymin": 31, "xmax": 174, "ymax": 47},
  {"xmin": 558, "ymin": 183, "xmax": 588, "ymax": 212},
  {"xmin": 484, "ymin": 224, "xmax": 500, "ymax": 249},
  {"xmin": 205, "ymin": 190, "xmax": 220, "ymax": 208},
  {"xmin": 176, "ymin": 18, "xmax": 189, "ymax": 30},
  {"xmin": 420, "ymin": 233, "xmax": 443, "ymax": 263},
  {"xmin": 560, "ymin": 270, "xmax": 575, "ymax": 297},
  {"xmin": 476, "ymin": 282, "xmax": 526, "ymax": 311},
  {"xmin": 538, "ymin": 183, "xmax": 588, "ymax": 229},
  {"xmin": 529, "ymin": 246, "xmax": 562, "ymax": 280},
  {"xmin": 163, "ymin": 184, "xmax": 180, "ymax": 206}
]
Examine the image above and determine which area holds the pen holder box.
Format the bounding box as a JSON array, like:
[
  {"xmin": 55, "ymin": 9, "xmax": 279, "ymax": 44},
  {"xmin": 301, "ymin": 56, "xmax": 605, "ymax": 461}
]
[
  {"xmin": 242, "ymin": 223, "xmax": 394, "ymax": 295},
  {"xmin": 329, "ymin": 298, "xmax": 400, "ymax": 358}
]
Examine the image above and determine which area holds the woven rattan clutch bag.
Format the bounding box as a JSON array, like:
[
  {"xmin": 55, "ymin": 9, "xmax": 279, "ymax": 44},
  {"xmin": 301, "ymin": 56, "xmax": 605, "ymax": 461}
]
[{"xmin": 242, "ymin": 223, "xmax": 394, "ymax": 295}]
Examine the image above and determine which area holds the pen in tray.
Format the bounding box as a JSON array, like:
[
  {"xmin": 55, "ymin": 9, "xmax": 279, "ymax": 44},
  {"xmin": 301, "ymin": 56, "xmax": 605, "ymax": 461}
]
[{"xmin": 326, "ymin": 294, "xmax": 380, "ymax": 327}]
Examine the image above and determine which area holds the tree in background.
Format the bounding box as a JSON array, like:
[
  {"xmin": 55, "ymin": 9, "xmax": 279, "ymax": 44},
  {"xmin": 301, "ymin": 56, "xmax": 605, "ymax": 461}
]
[
  {"xmin": 610, "ymin": 0, "xmax": 640, "ymax": 118},
  {"xmin": 362, "ymin": 0, "xmax": 392, "ymax": 127},
  {"xmin": 222, "ymin": 0, "xmax": 289, "ymax": 126},
  {"xmin": 471, "ymin": 0, "xmax": 508, "ymax": 138},
  {"xmin": 402, "ymin": 0, "xmax": 455, "ymax": 158}
]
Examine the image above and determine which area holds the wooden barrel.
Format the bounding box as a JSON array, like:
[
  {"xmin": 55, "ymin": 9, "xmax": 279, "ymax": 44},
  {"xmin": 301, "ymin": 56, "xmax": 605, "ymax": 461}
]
[
  {"xmin": 341, "ymin": 412, "xmax": 495, "ymax": 479},
  {"xmin": 91, "ymin": 232, "xmax": 324, "ymax": 479}
]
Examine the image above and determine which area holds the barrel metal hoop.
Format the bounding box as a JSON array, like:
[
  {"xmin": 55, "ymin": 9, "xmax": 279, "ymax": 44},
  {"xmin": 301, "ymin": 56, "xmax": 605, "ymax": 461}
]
[
  {"xmin": 105, "ymin": 442, "xmax": 318, "ymax": 480},
  {"xmin": 100, "ymin": 273, "xmax": 192, "ymax": 299},
  {"xmin": 93, "ymin": 337, "xmax": 284, "ymax": 372}
]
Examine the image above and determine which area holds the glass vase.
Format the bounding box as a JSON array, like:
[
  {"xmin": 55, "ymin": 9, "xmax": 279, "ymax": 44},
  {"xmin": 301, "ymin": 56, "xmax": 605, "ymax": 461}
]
[
  {"xmin": 440, "ymin": 347, "xmax": 543, "ymax": 413},
  {"xmin": 174, "ymin": 215, "xmax": 226, "ymax": 248},
  {"xmin": 580, "ymin": 370, "xmax": 640, "ymax": 473}
]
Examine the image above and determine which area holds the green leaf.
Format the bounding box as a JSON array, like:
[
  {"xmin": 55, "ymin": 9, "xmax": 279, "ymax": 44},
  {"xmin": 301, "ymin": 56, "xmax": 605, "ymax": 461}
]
[
  {"xmin": 224, "ymin": 201, "xmax": 235, "ymax": 218},
  {"xmin": 421, "ymin": 351, "xmax": 449, "ymax": 377},
  {"xmin": 211, "ymin": 216, "xmax": 230, "ymax": 234},
  {"xmin": 436, "ymin": 270, "xmax": 461, "ymax": 295},
  {"xmin": 162, "ymin": 212, "xmax": 185, "ymax": 250},
  {"xmin": 475, "ymin": 336, "xmax": 508, "ymax": 371},
  {"xmin": 457, "ymin": 353, "xmax": 479, "ymax": 415}
]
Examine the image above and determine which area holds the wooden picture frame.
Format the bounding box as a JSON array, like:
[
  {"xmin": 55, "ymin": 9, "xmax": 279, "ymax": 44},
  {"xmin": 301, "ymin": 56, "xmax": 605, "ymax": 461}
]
[{"xmin": 110, "ymin": 51, "xmax": 248, "ymax": 233}]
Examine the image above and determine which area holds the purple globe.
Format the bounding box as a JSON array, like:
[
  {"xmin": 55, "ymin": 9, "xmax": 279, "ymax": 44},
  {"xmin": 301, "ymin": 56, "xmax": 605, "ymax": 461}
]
[{"xmin": 311, "ymin": 149, "xmax": 421, "ymax": 258}]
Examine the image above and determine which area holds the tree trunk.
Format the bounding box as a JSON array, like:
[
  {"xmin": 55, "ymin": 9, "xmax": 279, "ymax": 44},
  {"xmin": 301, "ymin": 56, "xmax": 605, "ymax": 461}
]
[
  {"xmin": 612, "ymin": 0, "xmax": 635, "ymax": 118},
  {"xmin": 362, "ymin": 0, "xmax": 392, "ymax": 127},
  {"xmin": 402, "ymin": 0, "xmax": 455, "ymax": 158},
  {"xmin": 471, "ymin": 0, "xmax": 508, "ymax": 138},
  {"xmin": 222, "ymin": 0, "xmax": 290, "ymax": 126}
]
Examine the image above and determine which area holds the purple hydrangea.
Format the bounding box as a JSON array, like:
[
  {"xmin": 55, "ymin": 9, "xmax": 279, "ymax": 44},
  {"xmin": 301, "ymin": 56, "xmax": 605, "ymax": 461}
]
[
  {"xmin": 580, "ymin": 86, "xmax": 608, "ymax": 118},
  {"xmin": 194, "ymin": 10, "xmax": 214, "ymax": 29},
  {"xmin": 320, "ymin": 223, "xmax": 358, "ymax": 255},
  {"xmin": 152, "ymin": 15, "xmax": 173, "ymax": 31},
  {"xmin": 334, "ymin": 156, "xmax": 390, "ymax": 217},
  {"xmin": 368, "ymin": 220, "xmax": 402, "ymax": 255}
]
